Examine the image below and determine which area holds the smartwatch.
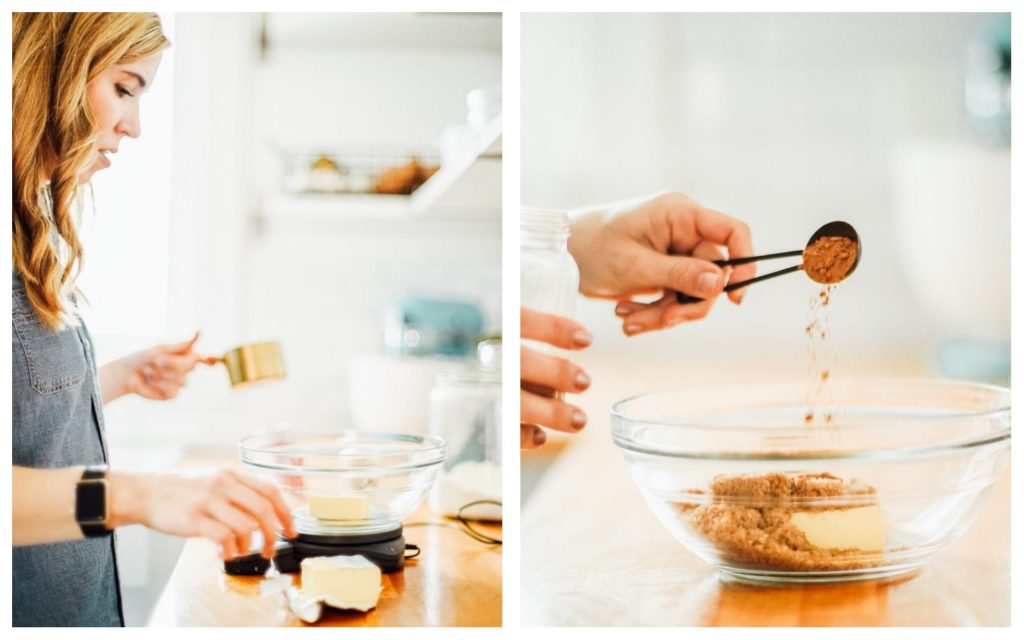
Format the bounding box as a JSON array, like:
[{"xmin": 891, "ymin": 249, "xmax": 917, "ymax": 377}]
[{"xmin": 75, "ymin": 465, "xmax": 112, "ymax": 537}]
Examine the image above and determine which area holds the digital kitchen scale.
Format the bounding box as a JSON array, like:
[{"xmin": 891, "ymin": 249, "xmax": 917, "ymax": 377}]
[
  {"xmin": 224, "ymin": 524, "xmax": 418, "ymax": 575},
  {"xmin": 231, "ymin": 431, "xmax": 447, "ymax": 577}
]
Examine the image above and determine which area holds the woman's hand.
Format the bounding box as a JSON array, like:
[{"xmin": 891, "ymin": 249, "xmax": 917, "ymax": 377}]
[
  {"xmin": 109, "ymin": 468, "xmax": 297, "ymax": 560},
  {"xmin": 100, "ymin": 330, "xmax": 211, "ymax": 403},
  {"xmin": 521, "ymin": 307, "xmax": 592, "ymax": 449},
  {"xmin": 568, "ymin": 191, "xmax": 755, "ymax": 336}
]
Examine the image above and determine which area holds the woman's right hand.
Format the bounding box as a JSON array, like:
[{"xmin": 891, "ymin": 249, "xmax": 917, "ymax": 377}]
[
  {"xmin": 567, "ymin": 191, "xmax": 755, "ymax": 335},
  {"xmin": 110, "ymin": 468, "xmax": 297, "ymax": 560},
  {"xmin": 521, "ymin": 307, "xmax": 592, "ymax": 449}
]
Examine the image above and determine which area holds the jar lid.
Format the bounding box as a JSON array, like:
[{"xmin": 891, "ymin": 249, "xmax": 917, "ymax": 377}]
[
  {"xmin": 476, "ymin": 336, "xmax": 501, "ymax": 371},
  {"xmin": 435, "ymin": 367, "xmax": 500, "ymax": 386},
  {"xmin": 521, "ymin": 207, "xmax": 570, "ymax": 235}
]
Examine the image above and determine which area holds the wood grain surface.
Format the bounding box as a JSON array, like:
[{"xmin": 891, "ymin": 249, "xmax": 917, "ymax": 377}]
[{"xmin": 147, "ymin": 456, "xmax": 501, "ymax": 627}]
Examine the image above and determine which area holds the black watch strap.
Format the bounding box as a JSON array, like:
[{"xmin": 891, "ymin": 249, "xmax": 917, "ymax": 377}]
[{"xmin": 77, "ymin": 465, "xmax": 111, "ymax": 537}]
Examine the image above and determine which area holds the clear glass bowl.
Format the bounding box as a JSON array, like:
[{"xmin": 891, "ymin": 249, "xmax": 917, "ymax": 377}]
[
  {"xmin": 611, "ymin": 378, "xmax": 1010, "ymax": 583},
  {"xmin": 239, "ymin": 431, "xmax": 446, "ymax": 536}
]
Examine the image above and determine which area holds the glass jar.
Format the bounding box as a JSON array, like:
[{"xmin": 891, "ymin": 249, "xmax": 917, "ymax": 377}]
[
  {"xmin": 427, "ymin": 338, "xmax": 502, "ymax": 520},
  {"xmin": 520, "ymin": 207, "xmax": 580, "ymax": 361}
]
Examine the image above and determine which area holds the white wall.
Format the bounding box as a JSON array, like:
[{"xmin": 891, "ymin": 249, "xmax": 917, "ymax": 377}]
[
  {"xmin": 253, "ymin": 49, "xmax": 500, "ymax": 149},
  {"xmin": 102, "ymin": 13, "xmax": 502, "ymax": 452},
  {"xmin": 521, "ymin": 13, "xmax": 1009, "ymax": 368},
  {"xmin": 246, "ymin": 21, "xmax": 503, "ymax": 431}
]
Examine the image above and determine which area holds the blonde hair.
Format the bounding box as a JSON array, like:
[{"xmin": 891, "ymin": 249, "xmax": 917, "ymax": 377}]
[{"xmin": 12, "ymin": 13, "xmax": 170, "ymax": 330}]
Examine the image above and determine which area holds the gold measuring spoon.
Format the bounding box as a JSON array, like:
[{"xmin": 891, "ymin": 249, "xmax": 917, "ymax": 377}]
[
  {"xmin": 203, "ymin": 341, "xmax": 286, "ymax": 387},
  {"xmin": 676, "ymin": 221, "xmax": 861, "ymax": 303}
]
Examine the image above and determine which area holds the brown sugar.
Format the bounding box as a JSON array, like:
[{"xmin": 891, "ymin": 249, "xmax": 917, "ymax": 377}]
[
  {"xmin": 802, "ymin": 236, "xmax": 858, "ymax": 285},
  {"xmin": 678, "ymin": 472, "xmax": 883, "ymax": 572}
]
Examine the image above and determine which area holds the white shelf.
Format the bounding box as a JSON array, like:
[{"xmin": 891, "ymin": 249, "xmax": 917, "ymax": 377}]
[
  {"xmin": 261, "ymin": 192, "xmax": 416, "ymax": 220},
  {"xmin": 412, "ymin": 115, "xmax": 501, "ymax": 217},
  {"xmin": 259, "ymin": 116, "xmax": 501, "ymax": 224}
]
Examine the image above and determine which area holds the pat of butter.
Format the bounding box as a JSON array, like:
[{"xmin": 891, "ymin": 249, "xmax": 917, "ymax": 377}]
[
  {"xmin": 300, "ymin": 555, "xmax": 382, "ymax": 611},
  {"xmin": 790, "ymin": 505, "xmax": 886, "ymax": 551},
  {"xmin": 308, "ymin": 495, "xmax": 370, "ymax": 521}
]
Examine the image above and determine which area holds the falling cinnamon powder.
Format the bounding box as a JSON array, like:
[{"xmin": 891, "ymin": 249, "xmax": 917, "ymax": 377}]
[
  {"xmin": 803, "ymin": 234, "xmax": 853, "ymax": 426},
  {"xmin": 805, "ymin": 284, "xmax": 837, "ymax": 426}
]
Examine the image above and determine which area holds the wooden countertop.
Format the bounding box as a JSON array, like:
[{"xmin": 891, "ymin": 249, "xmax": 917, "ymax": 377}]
[
  {"xmin": 147, "ymin": 455, "xmax": 501, "ymax": 627},
  {"xmin": 521, "ymin": 355, "xmax": 1009, "ymax": 626}
]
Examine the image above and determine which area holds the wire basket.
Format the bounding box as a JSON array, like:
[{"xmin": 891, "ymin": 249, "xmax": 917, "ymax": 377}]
[{"xmin": 281, "ymin": 147, "xmax": 441, "ymax": 196}]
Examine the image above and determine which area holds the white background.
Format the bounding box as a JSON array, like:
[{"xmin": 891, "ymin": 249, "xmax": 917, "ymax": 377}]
[{"xmin": 522, "ymin": 12, "xmax": 1010, "ymax": 373}]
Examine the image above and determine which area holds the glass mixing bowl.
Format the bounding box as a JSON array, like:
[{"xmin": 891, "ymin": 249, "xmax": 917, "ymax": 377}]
[
  {"xmin": 239, "ymin": 431, "xmax": 446, "ymax": 536},
  {"xmin": 611, "ymin": 378, "xmax": 1010, "ymax": 584}
]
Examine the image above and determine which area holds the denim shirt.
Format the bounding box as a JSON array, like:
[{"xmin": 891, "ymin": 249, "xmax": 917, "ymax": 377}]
[{"xmin": 12, "ymin": 274, "xmax": 124, "ymax": 627}]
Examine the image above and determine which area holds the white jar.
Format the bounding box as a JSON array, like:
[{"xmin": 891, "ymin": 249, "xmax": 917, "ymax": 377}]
[
  {"xmin": 428, "ymin": 339, "xmax": 502, "ymax": 521},
  {"xmin": 520, "ymin": 207, "xmax": 580, "ymax": 361}
]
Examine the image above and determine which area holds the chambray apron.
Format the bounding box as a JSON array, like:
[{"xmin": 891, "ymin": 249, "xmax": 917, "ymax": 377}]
[{"xmin": 12, "ymin": 273, "xmax": 124, "ymax": 626}]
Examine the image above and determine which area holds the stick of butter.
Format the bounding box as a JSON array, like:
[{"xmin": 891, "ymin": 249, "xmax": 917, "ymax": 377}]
[
  {"xmin": 308, "ymin": 495, "xmax": 371, "ymax": 521},
  {"xmin": 790, "ymin": 505, "xmax": 886, "ymax": 551},
  {"xmin": 300, "ymin": 555, "xmax": 382, "ymax": 612}
]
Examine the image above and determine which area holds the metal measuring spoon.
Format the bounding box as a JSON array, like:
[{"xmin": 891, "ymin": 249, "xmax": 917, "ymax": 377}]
[{"xmin": 675, "ymin": 221, "xmax": 862, "ymax": 303}]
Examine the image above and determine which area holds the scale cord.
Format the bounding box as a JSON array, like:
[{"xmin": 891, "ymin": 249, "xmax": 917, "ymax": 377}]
[{"xmin": 405, "ymin": 499, "xmax": 502, "ymax": 545}]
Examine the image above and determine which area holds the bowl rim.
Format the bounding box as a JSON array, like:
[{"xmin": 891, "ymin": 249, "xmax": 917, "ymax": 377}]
[
  {"xmin": 610, "ymin": 377, "xmax": 1011, "ymax": 461},
  {"xmin": 238, "ymin": 430, "xmax": 447, "ymax": 473}
]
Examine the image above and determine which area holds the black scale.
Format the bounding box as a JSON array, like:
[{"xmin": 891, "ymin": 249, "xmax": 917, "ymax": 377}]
[{"xmin": 224, "ymin": 524, "xmax": 417, "ymax": 575}]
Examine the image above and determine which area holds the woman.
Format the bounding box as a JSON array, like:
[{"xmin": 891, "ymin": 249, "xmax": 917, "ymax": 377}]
[
  {"xmin": 12, "ymin": 13, "xmax": 294, "ymax": 626},
  {"xmin": 520, "ymin": 192, "xmax": 755, "ymax": 447}
]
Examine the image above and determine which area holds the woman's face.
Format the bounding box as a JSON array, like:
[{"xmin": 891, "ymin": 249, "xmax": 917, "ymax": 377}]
[{"xmin": 81, "ymin": 52, "xmax": 163, "ymax": 183}]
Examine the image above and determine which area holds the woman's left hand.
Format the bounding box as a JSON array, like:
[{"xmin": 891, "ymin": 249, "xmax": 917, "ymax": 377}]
[{"xmin": 100, "ymin": 330, "xmax": 210, "ymax": 403}]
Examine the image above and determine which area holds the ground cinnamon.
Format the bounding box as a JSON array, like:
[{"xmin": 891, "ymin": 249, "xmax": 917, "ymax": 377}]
[{"xmin": 802, "ymin": 236, "xmax": 858, "ymax": 285}]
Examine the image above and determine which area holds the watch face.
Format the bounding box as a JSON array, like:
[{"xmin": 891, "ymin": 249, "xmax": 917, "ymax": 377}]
[{"xmin": 76, "ymin": 480, "xmax": 107, "ymax": 523}]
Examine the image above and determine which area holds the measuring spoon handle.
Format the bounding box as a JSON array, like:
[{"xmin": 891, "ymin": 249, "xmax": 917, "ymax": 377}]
[
  {"xmin": 676, "ymin": 264, "xmax": 802, "ymax": 304},
  {"xmin": 715, "ymin": 249, "xmax": 803, "ymax": 267}
]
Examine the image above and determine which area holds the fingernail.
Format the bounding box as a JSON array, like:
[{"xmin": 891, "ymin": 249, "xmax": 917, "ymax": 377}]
[
  {"xmin": 624, "ymin": 324, "xmax": 641, "ymax": 335},
  {"xmin": 572, "ymin": 411, "xmax": 587, "ymax": 430},
  {"xmin": 614, "ymin": 303, "xmax": 631, "ymax": 316},
  {"xmin": 533, "ymin": 429, "xmax": 547, "ymax": 446},
  {"xmin": 573, "ymin": 330, "xmax": 593, "ymax": 347},
  {"xmin": 575, "ymin": 370, "xmax": 591, "ymax": 389},
  {"xmin": 697, "ymin": 271, "xmax": 721, "ymax": 296}
]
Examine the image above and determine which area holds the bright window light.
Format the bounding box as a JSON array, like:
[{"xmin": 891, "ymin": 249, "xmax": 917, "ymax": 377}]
[{"xmin": 78, "ymin": 14, "xmax": 176, "ymax": 338}]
